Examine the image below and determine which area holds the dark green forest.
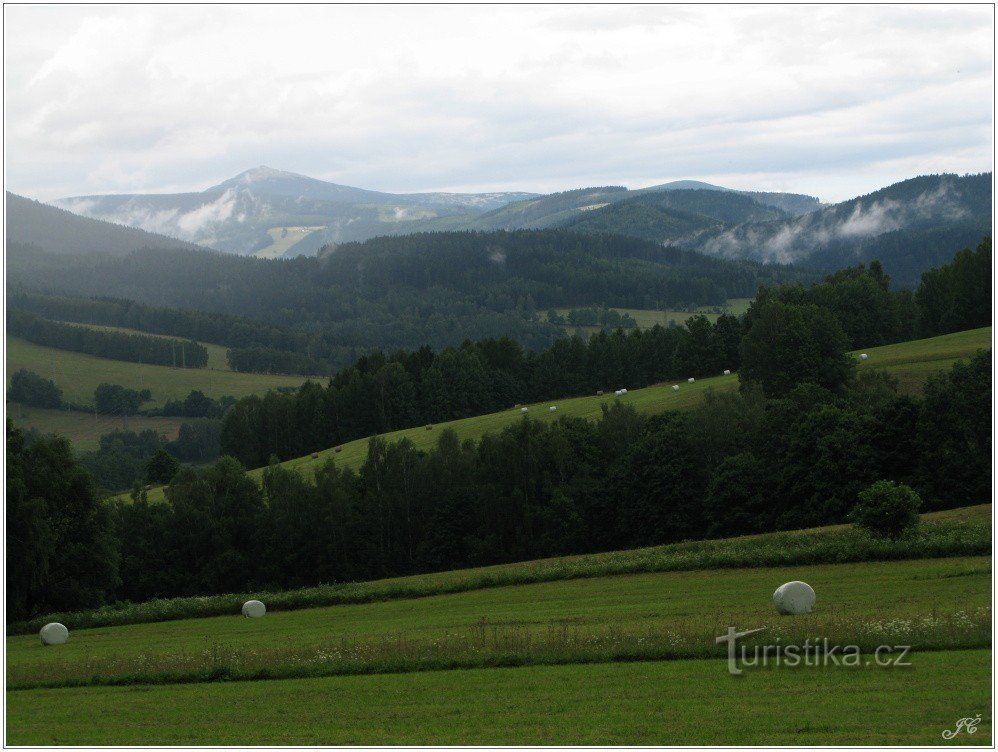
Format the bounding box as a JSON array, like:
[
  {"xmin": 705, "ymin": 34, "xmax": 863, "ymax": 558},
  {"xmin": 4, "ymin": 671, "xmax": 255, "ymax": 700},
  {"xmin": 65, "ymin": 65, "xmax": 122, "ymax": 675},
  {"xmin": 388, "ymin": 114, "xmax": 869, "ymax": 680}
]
[
  {"xmin": 5, "ymin": 237, "xmax": 991, "ymax": 622},
  {"xmin": 8, "ymin": 229, "xmax": 812, "ymax": 365},
  {"xmin": 8, "ymin": 344, "xmax": 990, "ymax": 619}
]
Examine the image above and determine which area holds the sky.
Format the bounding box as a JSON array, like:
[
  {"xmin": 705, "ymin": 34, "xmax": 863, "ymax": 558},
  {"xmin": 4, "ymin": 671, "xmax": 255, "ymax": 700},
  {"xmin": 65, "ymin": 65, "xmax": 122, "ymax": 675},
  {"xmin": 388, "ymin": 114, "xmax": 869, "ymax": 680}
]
[{"xmin": 4, "ymin": 5, "xmax": 994, "ymax": 203}]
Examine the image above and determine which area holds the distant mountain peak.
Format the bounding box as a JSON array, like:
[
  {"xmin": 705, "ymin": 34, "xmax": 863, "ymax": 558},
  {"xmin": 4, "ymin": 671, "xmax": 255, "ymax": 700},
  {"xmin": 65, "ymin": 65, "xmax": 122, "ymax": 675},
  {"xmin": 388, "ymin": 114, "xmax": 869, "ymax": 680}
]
[
  {"xmin": 644, "ymin": 179, "xmax": 735, "ymax": 193},
  {"xmin": 211, "ymin": 165, "xmax": 318, "ymax": 191}
]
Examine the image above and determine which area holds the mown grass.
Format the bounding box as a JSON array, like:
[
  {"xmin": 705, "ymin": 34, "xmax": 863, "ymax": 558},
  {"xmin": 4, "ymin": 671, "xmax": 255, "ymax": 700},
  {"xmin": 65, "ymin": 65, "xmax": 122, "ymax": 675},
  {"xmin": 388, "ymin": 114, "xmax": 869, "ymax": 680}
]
[
  {"xmin": 5, "ymin": 336, "xmax": 313, "ymax": 409},
  {"xmin": 7, "ymin": 402, "xmax": 186, "ymax": 451},
  {"xmin": 6, "ymin": 555, "xmax": 990, "ymax": 690},
  {"xmin": 128, "ymin": 326, "xmax": 992, "ymax": 505},
  {"xmin": 10, "ymin": 512, "xmax": 990, "ymax": 636},
  {"xmin": 5, "ymin": 649, "xmax": 991, "ymax": 744}
]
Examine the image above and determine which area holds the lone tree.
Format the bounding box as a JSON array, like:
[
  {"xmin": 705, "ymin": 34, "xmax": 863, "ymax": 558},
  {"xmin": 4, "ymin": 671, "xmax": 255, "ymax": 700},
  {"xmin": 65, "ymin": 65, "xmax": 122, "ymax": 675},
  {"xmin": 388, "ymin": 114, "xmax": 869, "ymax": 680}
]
[
  {"xmin": 145, "ymin": 449, "xmax": 181, "ymax": 485},
  {"xmin": 850, "ymin": 480, "xmax": 922, "ymax": 539},
  {"xmin": 739, "ymin": 299, "xmax": 854, "ymax": 397}
]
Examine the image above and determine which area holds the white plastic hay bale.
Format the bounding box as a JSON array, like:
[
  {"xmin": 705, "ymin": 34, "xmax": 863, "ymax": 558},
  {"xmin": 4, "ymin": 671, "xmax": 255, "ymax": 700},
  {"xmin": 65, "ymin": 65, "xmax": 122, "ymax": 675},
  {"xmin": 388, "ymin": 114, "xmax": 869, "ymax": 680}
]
[
  {"xmin": 242, "ymin": 600, "xmax": 267, "ymax": 618},
  {"xmin": 859, "ymin": 353, "xmax": 869, "ymax": 360},
  {"xmin": 723, "ymin": 369, "xmax": 731, "ymax": 376},
  {"xmin": 620, "ymin": 388, "xmax": 627, "ymax": 394},
  {"xmin": 672, "ymin": 385, "xmax": 680, "ymax": 391},
  {"xmin": 39, "ymin": 622, "xmax": 69, "ymax": 646},
  {"xmin": 614, "ymin": 389, "xmax": 623, "ymax": 396},
  {"xmin": 520, "ymin": 407, "xmax": 528, "ymax": 413},
  {"xmin": 687, "ymin": 377, "xmax": 695, "ymax": 384},
  {"xmin": 549, "ymin": 406, "xmax": 558, "ymax": 412},
  {"xmin": 772, "ymin": 581, "xmax": 816, "ymax": 615}
]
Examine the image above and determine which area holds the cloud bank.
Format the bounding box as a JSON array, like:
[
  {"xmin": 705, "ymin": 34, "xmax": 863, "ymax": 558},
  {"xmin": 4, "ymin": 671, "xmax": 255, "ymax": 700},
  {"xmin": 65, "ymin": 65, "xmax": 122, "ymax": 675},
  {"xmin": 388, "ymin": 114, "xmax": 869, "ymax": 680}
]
[{"xmin": 4, "ymin": 5, "xmax": 993, "ymax": 203}]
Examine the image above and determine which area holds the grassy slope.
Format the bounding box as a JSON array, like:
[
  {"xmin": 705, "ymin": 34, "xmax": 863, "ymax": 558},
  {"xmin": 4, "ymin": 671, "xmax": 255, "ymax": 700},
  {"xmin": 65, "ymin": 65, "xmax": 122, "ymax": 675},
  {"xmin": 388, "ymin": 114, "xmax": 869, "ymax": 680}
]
[
  {"xmin": 5, "ymin": 337, "xmax": 313, "ymax": 409},
  {"xmin": 254, "ymin": 226, "xmax": 324, "ymax": 259},
  {"xmin": 6, "ymin": 403, "xmax": 186, "ymax": 451},
  {"xmin": 8, "ymin": 650, "xmax": 990, "ymax": 745},
  {"xmin": 133, "ymin": 325, "xmax": 991, "ymax": 505},
  {"xmin": 8, "ymin": 555, "xmax": 989, "ymax": 677}
]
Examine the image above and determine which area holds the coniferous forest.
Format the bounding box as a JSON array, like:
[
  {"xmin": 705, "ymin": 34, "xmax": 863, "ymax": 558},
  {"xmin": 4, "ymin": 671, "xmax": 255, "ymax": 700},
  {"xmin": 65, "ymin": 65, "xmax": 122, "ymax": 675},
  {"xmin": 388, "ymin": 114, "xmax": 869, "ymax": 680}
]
[{"xmin": 6, "ymin": 239, "xmax": 991, "ymax": 621}]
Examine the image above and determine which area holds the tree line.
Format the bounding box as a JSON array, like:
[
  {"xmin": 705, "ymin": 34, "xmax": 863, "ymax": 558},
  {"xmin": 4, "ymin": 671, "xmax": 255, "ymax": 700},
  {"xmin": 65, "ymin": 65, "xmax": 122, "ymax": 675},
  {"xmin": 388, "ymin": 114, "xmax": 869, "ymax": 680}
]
[
  {"xmin": 217, "ymin": 240, "xmax": 989, "ymax": 471},
  {"xmin": 219, "ymin": 314, "xmax": 744, "ymax": 469},
  {"xmin": 8, "ymin": 344, "xmax": 988, "ymax": 619},
  {"xmin": 7, "ymin": 310, "xmax": 208, "ymax": 368}
]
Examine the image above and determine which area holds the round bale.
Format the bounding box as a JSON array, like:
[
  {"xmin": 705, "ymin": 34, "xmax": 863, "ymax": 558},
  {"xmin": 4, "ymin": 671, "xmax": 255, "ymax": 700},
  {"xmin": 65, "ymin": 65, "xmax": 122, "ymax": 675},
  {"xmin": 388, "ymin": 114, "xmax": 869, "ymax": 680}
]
[
  {"xmin": 521, "ymin": 407, "xmax": 528, "ymax": 413},
  {"xmin": 687, "ymin": 377, "xmax": 695, "ymax": 384},
  {"xmin": 772, "ymin": 581, "xmax": 816, "ymax": 615},
  {"xmin": 242, "ymin": 600, "xmax": 267, "ymax": 618},
  {"xmin": 723, "ymin": 369, "xmax": 731, "ymax": 376},
  {"xmin": 549, "ymin": 406, "xmax": 558, "ymax": 412},
  {"xmin": 311, "ymin": 452, "xmax": 319, "ymax": 459},
  {"xmin": 672, "ymin": 385, "xmax": 680, "ymax": 391},
  {"xmin": 39, "ymin": 622, "xmax": 69, "ymax": 646},
  {"xmin": 859, "ymin": 353, "xmax": 869, "ymax": 360}
]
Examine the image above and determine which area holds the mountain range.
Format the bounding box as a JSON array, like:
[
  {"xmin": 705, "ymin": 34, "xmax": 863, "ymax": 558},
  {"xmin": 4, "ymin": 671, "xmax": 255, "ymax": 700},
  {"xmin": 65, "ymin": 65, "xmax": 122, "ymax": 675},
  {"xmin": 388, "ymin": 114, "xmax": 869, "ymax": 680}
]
[
  {"xmin": 9, "ymin": 168, "xmax": 991, "ymax": 288},
  {"xmin": 51, "ymin": 167, "xmax": 825, "ymax": 258}
]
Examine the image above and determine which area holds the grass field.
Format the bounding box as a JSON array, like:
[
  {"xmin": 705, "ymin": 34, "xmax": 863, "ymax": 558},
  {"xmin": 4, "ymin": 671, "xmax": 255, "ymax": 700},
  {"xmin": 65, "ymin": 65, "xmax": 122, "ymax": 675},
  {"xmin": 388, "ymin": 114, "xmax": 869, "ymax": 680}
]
[
  {"xmin": 254, "ymin": 226, "xmax": 325, "ymax": 259},
  {"xmin": 7, "ymin": 650, "xmax": 990, "ymax": 745},
  {"xmin": 6, "ymin": 403, "xmax": 186, "ymax": 450},
  {"xmin": 6, "ymin": 337, "xmax": 314, "ymax": 409},
  {"xmin": 7, "ymin": 555, "xmax": 989, "ymax": 684},
  {"xmin": 6, "ymin": 550, "xmax": 991, "ymax": 743},
  {"xmin": 126, "ymin": 325, "xmax": 991, "ymax": 505}
]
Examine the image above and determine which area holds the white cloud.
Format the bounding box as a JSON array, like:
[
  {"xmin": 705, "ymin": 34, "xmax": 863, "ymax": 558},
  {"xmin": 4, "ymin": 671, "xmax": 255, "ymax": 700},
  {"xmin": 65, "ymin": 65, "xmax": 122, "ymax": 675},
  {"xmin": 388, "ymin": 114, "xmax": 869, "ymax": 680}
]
[{"xmin": 4, "ymin": 5, "xmax": 993, "ymax": 202}]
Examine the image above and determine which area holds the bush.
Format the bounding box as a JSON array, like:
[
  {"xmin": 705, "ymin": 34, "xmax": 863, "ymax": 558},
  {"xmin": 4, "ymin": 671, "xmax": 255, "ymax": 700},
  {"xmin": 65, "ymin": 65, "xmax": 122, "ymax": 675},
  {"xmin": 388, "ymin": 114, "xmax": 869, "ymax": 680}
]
[
  {"xmin": 850, "ymin": 480, "xmax": 922, "ymax": 539},
  {"xmin": 7, "ymin": 369, "xmax": 62, "ymax": 408}
]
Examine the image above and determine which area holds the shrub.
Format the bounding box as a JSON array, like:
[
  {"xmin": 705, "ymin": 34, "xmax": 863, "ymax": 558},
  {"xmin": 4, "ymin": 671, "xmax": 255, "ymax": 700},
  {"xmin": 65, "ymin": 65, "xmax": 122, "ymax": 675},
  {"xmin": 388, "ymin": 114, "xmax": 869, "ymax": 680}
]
[{"xmin": 850, "ymin": 480, "xmax": 922, "ymax": 539}]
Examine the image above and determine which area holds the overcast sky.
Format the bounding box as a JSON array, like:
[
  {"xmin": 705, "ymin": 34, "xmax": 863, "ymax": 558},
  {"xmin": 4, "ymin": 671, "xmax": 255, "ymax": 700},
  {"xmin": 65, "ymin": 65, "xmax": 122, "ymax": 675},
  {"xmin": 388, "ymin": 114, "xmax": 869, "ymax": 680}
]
[{"xmin": 4, "ymin": 5, "xmax": 993, "ymax": 203}]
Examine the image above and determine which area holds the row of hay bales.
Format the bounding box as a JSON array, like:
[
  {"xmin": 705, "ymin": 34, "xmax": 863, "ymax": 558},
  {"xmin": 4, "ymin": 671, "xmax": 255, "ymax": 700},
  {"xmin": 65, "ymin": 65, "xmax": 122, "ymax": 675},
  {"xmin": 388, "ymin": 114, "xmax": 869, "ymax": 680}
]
[
  {"xmin": 39, "ymin": 579, "xmax": 819, "ymax": 648},
  {"xmin": 306, "ymin": 366, "xmax": 754, "ymax": 461}
]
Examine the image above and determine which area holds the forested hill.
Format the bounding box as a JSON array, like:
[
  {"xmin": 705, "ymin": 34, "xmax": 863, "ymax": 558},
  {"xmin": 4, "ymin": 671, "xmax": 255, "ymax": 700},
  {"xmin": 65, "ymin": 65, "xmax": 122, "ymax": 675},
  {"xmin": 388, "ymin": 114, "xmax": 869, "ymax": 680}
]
[
  {"xmin": 7, "ymin": 229, "xmax": 812, "ymax": 361},
  {"xmin": 698, "ymin": 173, "xmax": 992, "ymax": 285},
  {"xmin": 558, "ymin": 189, "xmax": 789, "ymax": 245},
  {"xmin": 5, "ymin": 192, "xmax": 203, "ymax": 257}
]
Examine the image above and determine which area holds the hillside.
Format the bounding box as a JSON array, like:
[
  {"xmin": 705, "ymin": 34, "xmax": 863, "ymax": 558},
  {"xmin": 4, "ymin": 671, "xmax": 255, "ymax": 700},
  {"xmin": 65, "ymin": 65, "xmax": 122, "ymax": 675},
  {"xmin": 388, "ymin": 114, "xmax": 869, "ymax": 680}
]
[
  {"xmin": 7, "ymin": 230, "xmax": 811, "ymax": 359},
  {"xmin": 640, "ymin": 180, "xmax": 823, "ymax": 215},
  {"xmin": 128, "ymin": 326, "xmax": 992, "ymax": 506},
  {"xmin": 5, "ymin": 192, "xmax": 203, "ymax": 257},
  {"xmin": 6, "ymin": 336, "xmax": 312, "ymax": 409},
  {"xmin": 6, "ymin": 505, "xmax": 989, "ymax": 743},
  {"xmin": 698, "ymin": 173, "xmax": 992, "ymax": 284},
  {"xmin": 558, "ymin": 189, "xmax": 788, "ymax": 244},
  {"xmin": 54, "ymin": 167, "xmax": 537, "ymax": 255}
]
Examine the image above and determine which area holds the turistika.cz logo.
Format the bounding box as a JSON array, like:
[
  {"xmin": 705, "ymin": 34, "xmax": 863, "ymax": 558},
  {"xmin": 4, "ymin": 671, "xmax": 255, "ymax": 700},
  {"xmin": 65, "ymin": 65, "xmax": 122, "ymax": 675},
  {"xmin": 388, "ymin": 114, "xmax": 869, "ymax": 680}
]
[{"xmin": 715, "ymin": 626, "xmax": 913, "ymax": 676}]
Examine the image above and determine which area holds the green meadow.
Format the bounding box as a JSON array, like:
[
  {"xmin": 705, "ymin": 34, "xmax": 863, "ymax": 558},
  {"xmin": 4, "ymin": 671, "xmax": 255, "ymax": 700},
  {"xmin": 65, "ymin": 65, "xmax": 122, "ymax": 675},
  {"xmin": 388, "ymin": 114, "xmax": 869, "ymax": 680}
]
[
  {"xmin": 6, "ymin": 545, "xmax": 991, "ymax": 744},
  {"xmin": 5, "ymin": 403, "xmax": 186, "ymax": 450},
  {"xmin": 7, "ymin": 650, "xmax": 990, "ymax": 745},
  {"xmin": 6, "ymin": 336, "xmax": 314, "ymax": 409},
  {"xmin": 128, "ymin": 325, "xmax": 991, "ymax": 505}
]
